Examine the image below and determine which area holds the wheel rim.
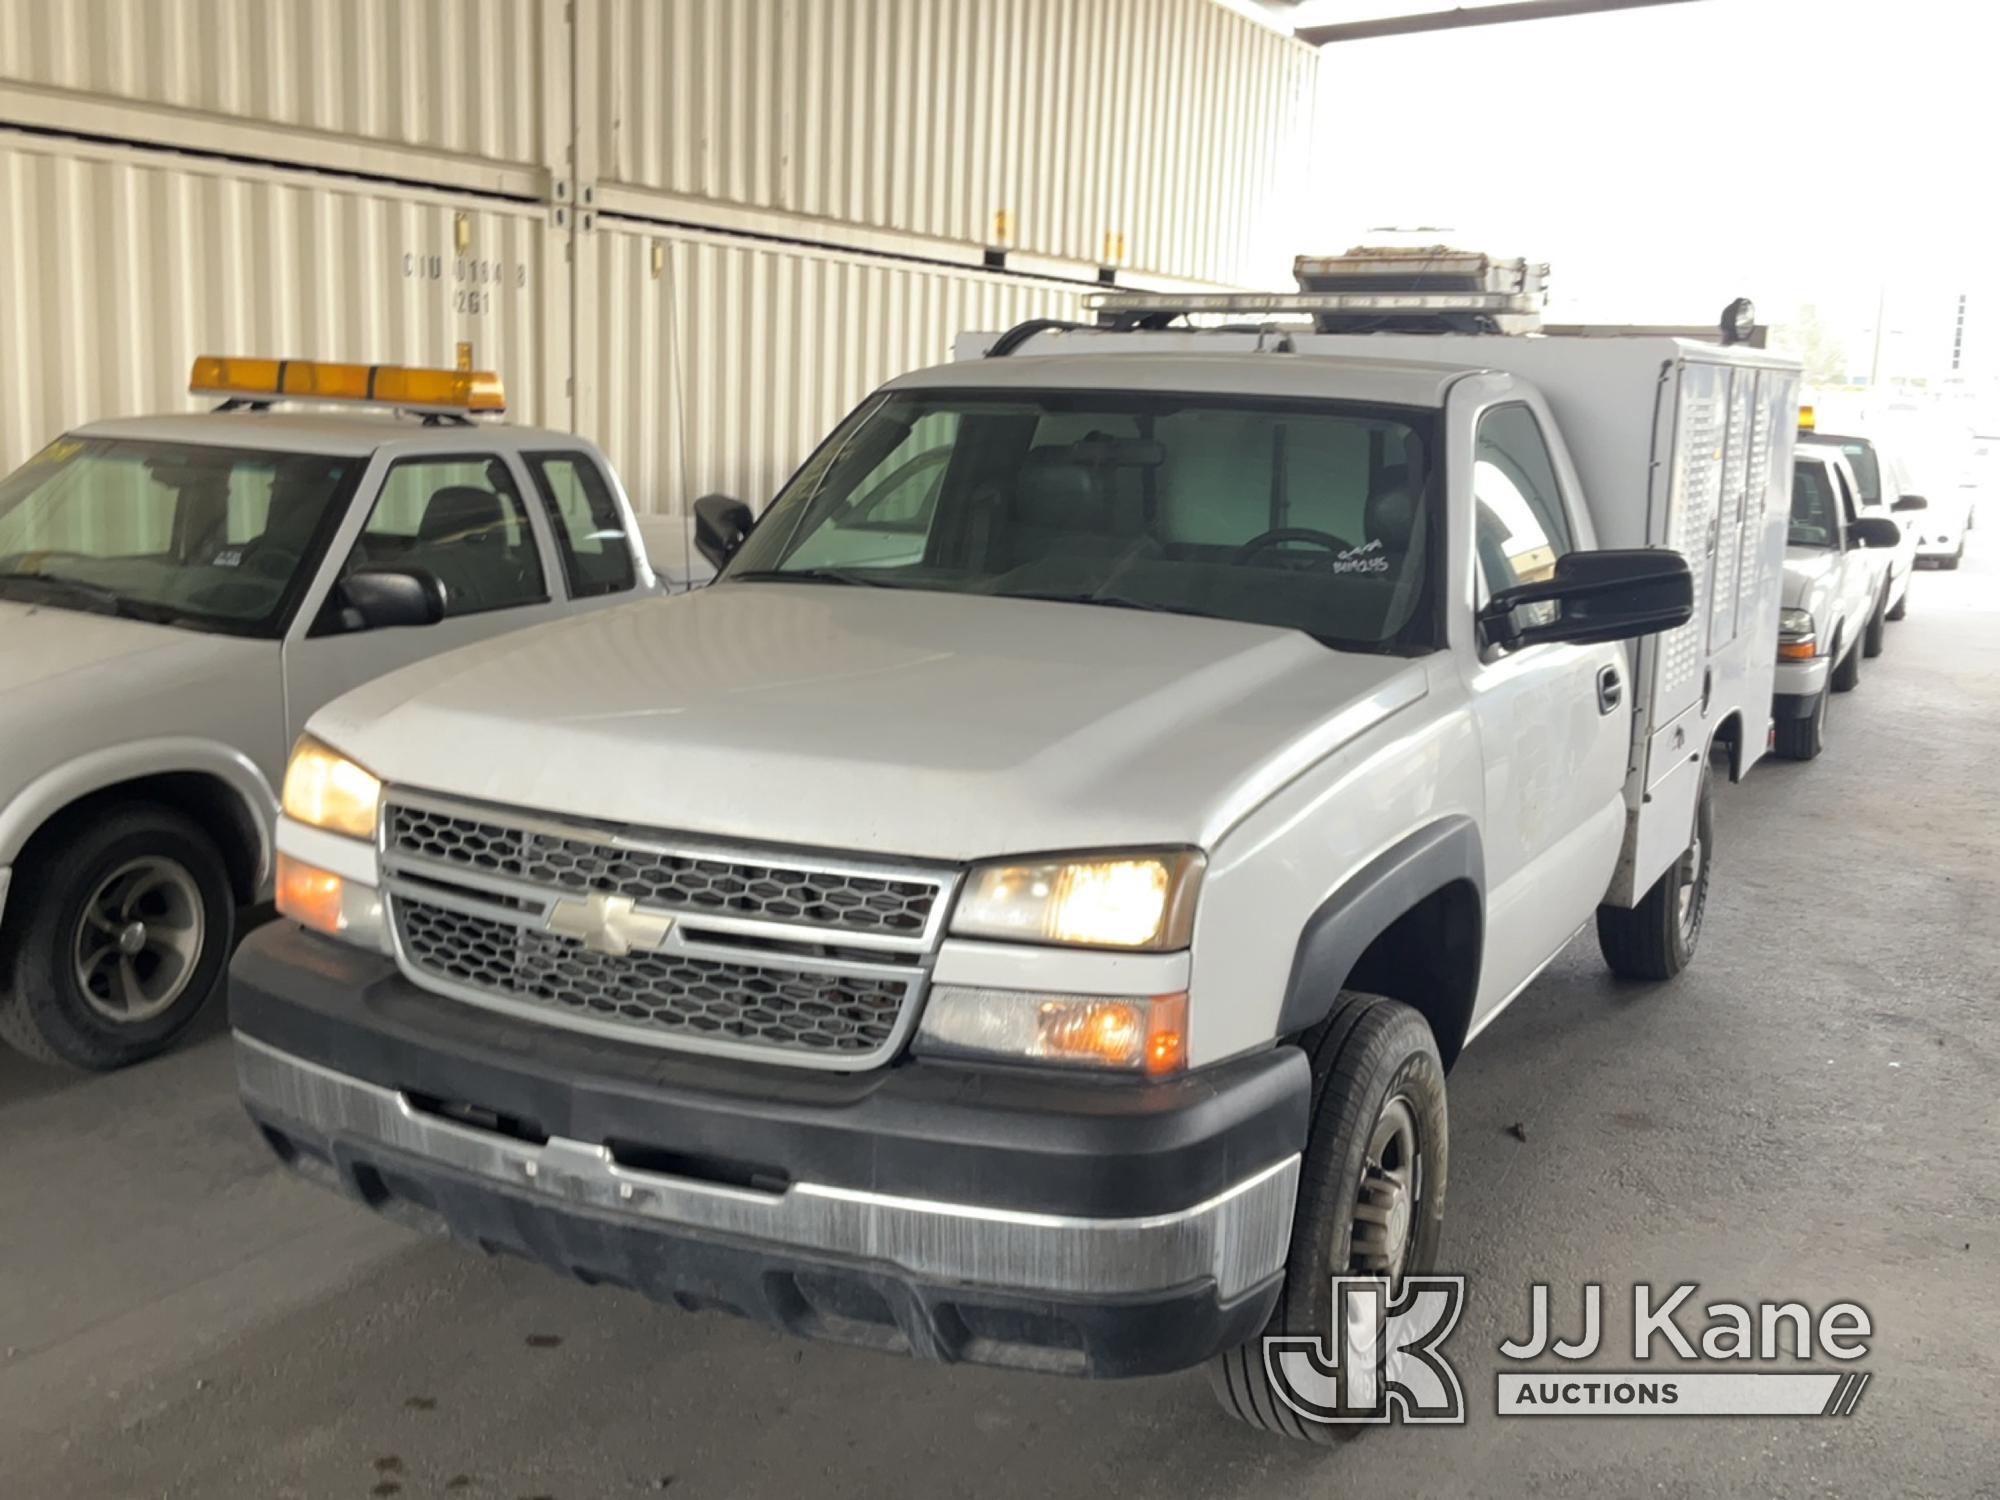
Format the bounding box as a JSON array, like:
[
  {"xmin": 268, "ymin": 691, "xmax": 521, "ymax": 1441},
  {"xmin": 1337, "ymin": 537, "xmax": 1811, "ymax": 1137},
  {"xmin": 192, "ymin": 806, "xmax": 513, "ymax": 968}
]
[
  {"xmin": 1677, "ymin": 830, "xmax": 1703, "ymax": 930},
  {"xmin": 1676, "ymin": 788, "xmax": 1711, "ymax": 944},
  {"xmin": 1347, "ymin": 1094, "xmax": 1422, "ymax": 1286},
  {"xmin": 72, "ymin": 857, "xmax": 205, "ymax": 1024}
]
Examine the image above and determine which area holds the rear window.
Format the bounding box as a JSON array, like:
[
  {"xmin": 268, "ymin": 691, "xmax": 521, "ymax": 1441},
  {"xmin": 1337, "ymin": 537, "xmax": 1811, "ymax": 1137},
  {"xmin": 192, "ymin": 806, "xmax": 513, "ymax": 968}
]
[
  {"xmin": 1790, "ymin": 462, "xmax": 1837, "ymax": 547},
  {"xmin": 1837, "ymin": 442, "xmax": 1881, "ymax": 505}
]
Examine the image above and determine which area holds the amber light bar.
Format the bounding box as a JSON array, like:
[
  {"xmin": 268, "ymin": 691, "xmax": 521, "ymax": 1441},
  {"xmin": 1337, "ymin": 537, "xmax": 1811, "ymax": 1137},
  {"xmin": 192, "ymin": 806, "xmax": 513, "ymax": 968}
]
[{"xmin": 189, "ymin": 355, "xmax": 506, "ymax": 415}]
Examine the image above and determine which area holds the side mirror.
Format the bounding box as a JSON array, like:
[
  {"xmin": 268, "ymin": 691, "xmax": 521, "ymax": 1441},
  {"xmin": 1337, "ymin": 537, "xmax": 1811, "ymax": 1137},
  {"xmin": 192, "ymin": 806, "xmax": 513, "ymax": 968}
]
[
  {"xmin": 1847, "ymin": 515, "xmax": 1901, "ymax": 550},
  {"xmin": 1479, "ymin": 548, "xmax": 1693, "ymax": 651},
  {"xmin": 340, "ymin": 566, "xmax": 446, "ymax": 630},
  {"xmin": 693, "ymin": 493, "xmax": 755, "ymax": 570},
  {"xmin": 1892, "ymin": 494, "xmax": 1928, "ymax": 513}
]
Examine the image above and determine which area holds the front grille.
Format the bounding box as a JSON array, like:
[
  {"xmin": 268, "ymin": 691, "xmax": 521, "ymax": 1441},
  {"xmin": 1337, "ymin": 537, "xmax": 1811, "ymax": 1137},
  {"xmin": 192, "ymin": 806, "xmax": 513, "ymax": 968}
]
[
  {"xmin": 386, "ymin": 803, "xmax": 940, "ymax": 939},
  {"xmin": 397, "ymin": 900, "xmax": 908, "ymax": 1055},
  {"xmin": 380, "ymin": 792, "xmax": 954, "ymax": 1069}
]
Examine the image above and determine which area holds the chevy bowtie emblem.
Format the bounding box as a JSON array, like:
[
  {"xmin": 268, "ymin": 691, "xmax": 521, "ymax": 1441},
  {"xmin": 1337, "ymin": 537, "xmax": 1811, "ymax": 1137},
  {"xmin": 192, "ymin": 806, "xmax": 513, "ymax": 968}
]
[{"xmin": 545, "ymin": 892, "xmax": 675, "ymax": 956}]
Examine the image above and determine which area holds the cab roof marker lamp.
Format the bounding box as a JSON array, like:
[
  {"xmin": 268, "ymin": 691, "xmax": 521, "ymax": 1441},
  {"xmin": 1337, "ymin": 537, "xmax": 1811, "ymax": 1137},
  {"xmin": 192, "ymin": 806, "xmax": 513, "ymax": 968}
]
[
  {"xmin": 1799, "ymin": 403, "xmax": 1816, "ymax": 432},
  {"xmin": 189, "ymin": 355, "xmax": 506, "ymax": 416}
]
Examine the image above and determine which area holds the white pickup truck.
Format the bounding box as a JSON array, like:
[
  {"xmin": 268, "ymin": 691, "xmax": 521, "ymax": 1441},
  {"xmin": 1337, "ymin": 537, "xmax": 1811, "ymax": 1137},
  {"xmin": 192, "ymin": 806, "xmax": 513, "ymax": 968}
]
[
  {"xmin": 230, "ymin": 259, "xmax": 1799, "ymax": 1441},
  {"xmin": 1772, "ymin": 446, "xmax": 1903, "ymax": 760},
  {"xmin": 0, "ymin": 357, "xmax": 660, "ymax": 1070}
]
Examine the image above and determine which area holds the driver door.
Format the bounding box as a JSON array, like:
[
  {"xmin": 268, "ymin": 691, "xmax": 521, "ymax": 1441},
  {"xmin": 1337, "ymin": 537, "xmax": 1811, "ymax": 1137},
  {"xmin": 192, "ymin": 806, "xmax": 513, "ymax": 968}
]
[
  {"xmin": 1455, "ymin": 394, "xmax": 1630, "ymax": 1023},
  {"xmin": 282, "ymin": 451, "xmax": 570, "ymax": 744}
]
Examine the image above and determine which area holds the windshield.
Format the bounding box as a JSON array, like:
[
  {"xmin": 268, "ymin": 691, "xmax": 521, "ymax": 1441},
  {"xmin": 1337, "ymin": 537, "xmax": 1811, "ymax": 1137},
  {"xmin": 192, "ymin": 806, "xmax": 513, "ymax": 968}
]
[
  {"xmin": 0, "ymin": 437, "xmax": 360, "ymax": 635},
  {"xmin": 722, "ymin": 390, "xmax": 1439, "ymax": 651},
  {"xmin": 1790, "ymin": 461, "xmax": 1838, "ymax": 547}
]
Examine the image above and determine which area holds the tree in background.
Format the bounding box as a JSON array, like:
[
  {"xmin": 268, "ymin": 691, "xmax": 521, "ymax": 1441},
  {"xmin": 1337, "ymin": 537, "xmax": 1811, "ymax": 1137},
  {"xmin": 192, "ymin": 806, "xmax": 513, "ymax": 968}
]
[{"xmin": 1773, "ymin": 304, "xmax": 1851, "ymax": 387}]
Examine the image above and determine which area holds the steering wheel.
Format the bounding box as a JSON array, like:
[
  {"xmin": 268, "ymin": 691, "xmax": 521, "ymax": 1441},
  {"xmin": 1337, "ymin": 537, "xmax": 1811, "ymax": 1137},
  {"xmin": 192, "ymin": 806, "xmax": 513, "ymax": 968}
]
[{"xmin": 1230, "ymin": 527, "xmax": 1360, "ymax": 566}]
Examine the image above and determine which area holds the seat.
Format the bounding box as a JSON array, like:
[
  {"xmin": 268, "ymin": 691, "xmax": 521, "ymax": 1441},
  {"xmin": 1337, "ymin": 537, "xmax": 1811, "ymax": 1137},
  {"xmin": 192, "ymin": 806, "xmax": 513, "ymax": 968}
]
[
  {"xmin": 405, "ymin": 485, "xmax": 535, "ymax": 614},
  {"xmin": 999, "ymin": 445, "xmax": 1138, "ymax": 572},
  {"xmin": 419, "ymin": 485, "xmax": 510, "ymax": 545},
  {"xmin": 1363, "ymin": 466, "xmax": 1419, "ymax": 552}
]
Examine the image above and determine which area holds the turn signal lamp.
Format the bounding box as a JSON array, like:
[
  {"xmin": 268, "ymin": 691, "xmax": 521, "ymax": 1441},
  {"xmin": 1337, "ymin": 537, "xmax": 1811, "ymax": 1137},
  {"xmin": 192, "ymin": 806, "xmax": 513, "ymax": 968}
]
[
  {"xmin": 916, "ymin": 987, "xmax": 1189, "ymax": 1075},
  {"xmin": 275, "ymin": 853, "xmax": 386, "ymax": 947},
  {"xmin": 190, "ymin": 355, "xmax": 506, "ymax": 414}
]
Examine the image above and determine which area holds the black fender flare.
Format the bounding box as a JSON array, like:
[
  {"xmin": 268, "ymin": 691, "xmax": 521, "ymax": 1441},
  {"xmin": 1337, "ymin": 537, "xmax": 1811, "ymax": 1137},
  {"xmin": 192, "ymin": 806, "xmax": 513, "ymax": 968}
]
[{"xmin": 1277, "ymin": 816, "xmax": 1485, "ymax": 1043}]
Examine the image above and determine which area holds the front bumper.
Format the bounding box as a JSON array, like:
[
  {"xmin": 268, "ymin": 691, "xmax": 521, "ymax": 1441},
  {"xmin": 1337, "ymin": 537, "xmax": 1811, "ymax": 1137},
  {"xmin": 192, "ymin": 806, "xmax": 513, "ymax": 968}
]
[
  {"xmin": 1773, "ymin": 653, "xmax": 1830, "ymax": 709},
  {"xmin": 231, "ymin": 923, "xmax": 1307, "ymax": 1377}
]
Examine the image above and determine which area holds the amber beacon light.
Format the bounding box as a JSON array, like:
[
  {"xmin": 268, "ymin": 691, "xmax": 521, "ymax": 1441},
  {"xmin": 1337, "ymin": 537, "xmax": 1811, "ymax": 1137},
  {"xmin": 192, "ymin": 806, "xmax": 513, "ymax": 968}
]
[{"xmin": 189, "ymin": 355, "xmax": 506, "ymax": 415}]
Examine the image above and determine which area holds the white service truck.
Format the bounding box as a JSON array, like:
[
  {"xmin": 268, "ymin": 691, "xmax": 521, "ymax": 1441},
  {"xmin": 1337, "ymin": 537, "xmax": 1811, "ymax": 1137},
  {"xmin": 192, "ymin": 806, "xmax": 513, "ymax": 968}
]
[
  {"xmin": 230, "ymin": 257, "xmax": 1799, "ymax": 1440},
  {"xmin": 0, "ymin": 357, "xmax": 662, "ymax": 1070}
]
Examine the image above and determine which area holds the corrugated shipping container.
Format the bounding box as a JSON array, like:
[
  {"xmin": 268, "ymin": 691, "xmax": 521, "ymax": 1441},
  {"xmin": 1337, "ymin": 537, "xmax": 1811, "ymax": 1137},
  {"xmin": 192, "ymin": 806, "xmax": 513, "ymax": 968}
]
[
  {"xmin": 3, "ymin": 0, "xmax": 1315, "ymax": 287},
  {"xmin": 0, "ymin": 0, "xmax": 557, "ymax": 192},
  {"xmin": 583, "ymin": 218, "xmax": 1083, "ymax": 517},
  {"xmin": 587, "ymin": 0, "xmax": 1317, "ymax": 288},
  {"xmin": 0, "ymin": 131, "xmax": 565, "ymax": 473}
]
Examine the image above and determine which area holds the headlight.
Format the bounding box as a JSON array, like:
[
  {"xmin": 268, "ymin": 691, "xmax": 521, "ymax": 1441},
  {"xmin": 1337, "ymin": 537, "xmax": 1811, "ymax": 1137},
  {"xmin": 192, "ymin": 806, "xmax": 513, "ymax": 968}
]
[
  {"xmin": 281, "ymin": 735, "xmax": 382, "ymax": 840},
  {"xmin": 949, "ymin": 850, "xmax": 1203, "ymax": 949},
  {"xmin": 1779, "ymin": 607, "xmax": 1814, "ymax": 640},
  {"xmin": 915, "ymin": 986, "xmax": 1187, "ymax": 1075}
]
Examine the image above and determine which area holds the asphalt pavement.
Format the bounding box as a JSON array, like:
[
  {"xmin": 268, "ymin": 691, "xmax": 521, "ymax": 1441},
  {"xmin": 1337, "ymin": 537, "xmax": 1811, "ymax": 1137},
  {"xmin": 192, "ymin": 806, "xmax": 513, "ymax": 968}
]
[{"xmin": 4, "ymin": 540, "xmax": 1996, "ymax": 1499}]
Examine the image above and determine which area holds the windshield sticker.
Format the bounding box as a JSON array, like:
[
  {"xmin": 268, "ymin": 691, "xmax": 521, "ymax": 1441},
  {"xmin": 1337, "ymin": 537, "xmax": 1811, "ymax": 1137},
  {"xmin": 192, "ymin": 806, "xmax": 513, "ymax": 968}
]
[
  {"xmin": 1330, "ymin": 538, "xmax": 1391, "ymax": 574},
  {"xmin": 29, "ymin": 439, "xmax": 85, "ymax": 466}
]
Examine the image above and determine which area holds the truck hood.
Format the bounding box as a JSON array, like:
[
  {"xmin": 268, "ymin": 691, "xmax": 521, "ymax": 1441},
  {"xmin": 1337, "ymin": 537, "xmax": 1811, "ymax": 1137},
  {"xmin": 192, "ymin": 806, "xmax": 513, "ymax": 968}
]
[
  {"xmin": 312, "ymin": 584, "xmax": 1428, "ymax": 860},
  {"xmin": 0, "ymin": 601, "xmax": 280, "ymax": 803},
  {"xmin": 0, "ymin": 599, "xmax": 197, "ymax": 694},
  {"xmin": 1781, "ymin": 546, "xmax": 1839, "ymax": 610}
]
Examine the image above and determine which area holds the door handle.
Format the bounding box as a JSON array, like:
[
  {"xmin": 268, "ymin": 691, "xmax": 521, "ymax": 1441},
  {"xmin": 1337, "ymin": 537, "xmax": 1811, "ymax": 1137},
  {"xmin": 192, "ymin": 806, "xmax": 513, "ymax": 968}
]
[{"xmin": 1596, "ymin": 665, "xmax": 1622, "ymax": 714}]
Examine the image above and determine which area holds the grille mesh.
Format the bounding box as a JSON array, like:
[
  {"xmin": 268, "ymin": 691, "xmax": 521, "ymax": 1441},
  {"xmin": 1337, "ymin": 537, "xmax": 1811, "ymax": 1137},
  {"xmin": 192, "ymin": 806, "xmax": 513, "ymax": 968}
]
[
  {"xmin": 386, "ymin": 803, "xmax": 938, "ymax": 937},
  {"xmin": 397, "ymin": 899, "xmax": 909, "ymax": 1055}
]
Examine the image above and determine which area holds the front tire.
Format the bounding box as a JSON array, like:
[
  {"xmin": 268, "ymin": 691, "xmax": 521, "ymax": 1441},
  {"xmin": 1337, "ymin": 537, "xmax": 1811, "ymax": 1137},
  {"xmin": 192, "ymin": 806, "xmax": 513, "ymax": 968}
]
[
  {"xmin": 1207, "ymin": 994, "xmax": 1447, "ymax": 1444},
  {"xmin": 1773, "ymin": 689, "xmax": 1827, "ymax": 761},
  {"xmin": 1597, "ymin": 764, "xmax": 1713, "ymax": 980},
  {"xmin": 1886, "ymin": 582, "xmax": 1908, "ymax": 622},
  {"xmin": 1862, "ymin": 584, "xmax": 1888, "ymax": 658},
  {"xmin": 1830, "ymin": 637, "xmax": 1861, "ymax": 692},
  {"xmin": 0, "ymin": 804, "xmax": 236, "ymax": 1070}
]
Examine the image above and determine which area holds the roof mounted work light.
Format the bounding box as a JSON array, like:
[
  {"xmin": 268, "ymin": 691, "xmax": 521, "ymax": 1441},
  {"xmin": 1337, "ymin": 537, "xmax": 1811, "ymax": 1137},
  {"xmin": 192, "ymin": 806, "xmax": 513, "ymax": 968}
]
[{"xmin": 189, "ymin": 356, "xmax": 507, "ymax": 415}]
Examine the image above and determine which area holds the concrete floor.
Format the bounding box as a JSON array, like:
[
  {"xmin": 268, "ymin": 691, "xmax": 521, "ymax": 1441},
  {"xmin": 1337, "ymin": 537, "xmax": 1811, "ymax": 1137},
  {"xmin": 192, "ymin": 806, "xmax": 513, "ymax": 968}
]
[{"xmin": 5, "ymin": 544, "xmax": 1997, "ymax": 1500}]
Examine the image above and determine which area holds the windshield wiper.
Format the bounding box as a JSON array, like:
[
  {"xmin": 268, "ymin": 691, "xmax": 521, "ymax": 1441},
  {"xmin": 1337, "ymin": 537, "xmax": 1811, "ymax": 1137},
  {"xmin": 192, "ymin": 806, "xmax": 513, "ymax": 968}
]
[
  {"xmin": 727, "ymin": 568, "xmax": 907, "ymax": 589},
  {"xmin": 0, "ymin": 571, "xmax": 134, "ymax": 616},
  {"xmin": 995, "ymin": 589, "xmax": 1216, "ymax": 622}
]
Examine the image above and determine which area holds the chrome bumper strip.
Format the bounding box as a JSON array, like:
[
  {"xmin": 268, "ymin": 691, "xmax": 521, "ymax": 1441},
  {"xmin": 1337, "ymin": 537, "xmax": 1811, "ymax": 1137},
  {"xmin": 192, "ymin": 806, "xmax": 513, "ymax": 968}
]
[{"xmin": 237, "ymin": 1034, "xmax": 1298, "ymax": 1301}]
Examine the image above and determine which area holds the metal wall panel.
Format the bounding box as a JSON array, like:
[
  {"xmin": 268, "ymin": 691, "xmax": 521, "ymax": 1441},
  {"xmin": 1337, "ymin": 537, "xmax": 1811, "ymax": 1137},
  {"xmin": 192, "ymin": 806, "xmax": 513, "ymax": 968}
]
[
  {"xmin": 587, "ymin": 0, "xmax": 1316, "ymax": 288},
  {"xmin": 582, "ymin": 219, "xmax": 1082, "ymax": 521},
  {"xmin": 0, "ymin": 132, "xmax": 564, "ymax": 473},
  {"xmin": 0, "ymin": 0, "xmax": 557, "ymax": 188}
]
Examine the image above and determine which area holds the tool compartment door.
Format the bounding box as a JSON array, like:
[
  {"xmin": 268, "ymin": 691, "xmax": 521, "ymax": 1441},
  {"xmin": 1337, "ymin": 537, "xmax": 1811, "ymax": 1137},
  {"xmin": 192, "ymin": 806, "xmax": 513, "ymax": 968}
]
[{"xmin": 1645, "ymin": 360, "xmax": 1725, "ymax": 732}]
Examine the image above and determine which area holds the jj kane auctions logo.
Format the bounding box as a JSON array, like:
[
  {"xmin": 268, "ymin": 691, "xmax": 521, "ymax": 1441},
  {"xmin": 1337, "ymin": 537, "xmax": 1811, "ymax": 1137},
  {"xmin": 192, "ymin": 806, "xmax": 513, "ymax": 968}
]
[{"xmin": 1264, "ymin": 1280, "xmax": 1875, "ymax": 1425}]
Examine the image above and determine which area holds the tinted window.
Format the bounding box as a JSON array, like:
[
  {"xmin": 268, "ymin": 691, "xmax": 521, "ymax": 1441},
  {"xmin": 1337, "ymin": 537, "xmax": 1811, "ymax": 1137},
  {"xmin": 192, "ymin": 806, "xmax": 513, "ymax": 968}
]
[
  {"xmin": 0, "ymin": 437, "xmax": 356, "ymax": 635},
  {"xmin": 1836, "ymin": 441, "xmax": 1882, "ymax": 505},
  {"xmin": 526, "ymin": 453, "xmax": 636, "ymax": 597},
  {"xmin": 340, "ymin": 456, "xmax": 547, "ymax": 622},
  {"xmin": 727, "ymin": 391, "xmax": 1439, "ymax": 652}
]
